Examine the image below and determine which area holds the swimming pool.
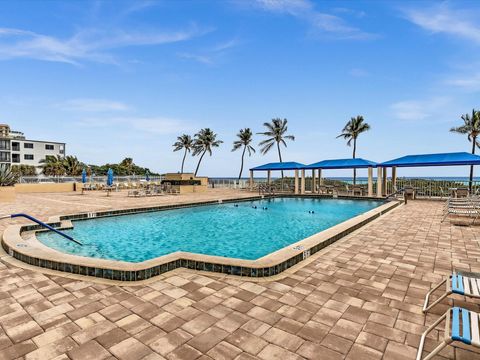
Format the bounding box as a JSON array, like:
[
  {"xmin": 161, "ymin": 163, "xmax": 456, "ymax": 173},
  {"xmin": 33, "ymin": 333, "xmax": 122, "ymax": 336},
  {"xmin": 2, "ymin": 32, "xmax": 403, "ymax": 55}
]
[{"xmin": 37, "ymin": 197, "xmax": 383, "ymax": 262}]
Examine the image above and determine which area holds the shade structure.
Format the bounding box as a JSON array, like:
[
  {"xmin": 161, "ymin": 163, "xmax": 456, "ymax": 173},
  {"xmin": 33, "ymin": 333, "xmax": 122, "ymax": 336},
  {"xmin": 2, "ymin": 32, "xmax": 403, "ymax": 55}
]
[
  {"xmin": 81, "ymin": 169, "xmax": 87, "ymax": 183},
  {"xmin": 145, "ymin": 170, "xmax": 150, "ymax": 181},
  {"xmin": 250, "ymin": 162, "xmax": 305, "ymax": 171},
  {"xmin": 380, "ymin": 152, "xmax": 480, "ymax": 168},
  {"xmin": 107, "ymin": 168, "xmax": 114, "ymax": 186},
  {"xmin": 304, "ymin": 158, "xmax": 377, "ymax": 170}
]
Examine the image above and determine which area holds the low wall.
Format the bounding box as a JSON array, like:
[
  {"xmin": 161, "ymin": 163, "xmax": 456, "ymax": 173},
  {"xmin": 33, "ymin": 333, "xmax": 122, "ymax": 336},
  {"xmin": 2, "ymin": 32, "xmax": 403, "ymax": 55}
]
[
  {"xmin": 14, "ymin": 183, "xmax": 78, "ymax": 193},
  {"xmin": 178, "ymin": 184, "xmax": 208, "ymax": 194}
]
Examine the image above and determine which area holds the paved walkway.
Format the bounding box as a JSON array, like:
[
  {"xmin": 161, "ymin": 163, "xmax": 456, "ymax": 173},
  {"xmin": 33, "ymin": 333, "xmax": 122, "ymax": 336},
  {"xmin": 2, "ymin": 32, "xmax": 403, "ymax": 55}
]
[{"xmin": 0, "ymin": 191, "xmax": 479, "ymax": 359}]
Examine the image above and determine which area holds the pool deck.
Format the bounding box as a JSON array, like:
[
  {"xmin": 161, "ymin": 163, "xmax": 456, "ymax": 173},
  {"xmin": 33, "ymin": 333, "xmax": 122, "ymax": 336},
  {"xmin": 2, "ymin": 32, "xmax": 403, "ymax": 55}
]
[{"xmin": 0, "ymin": 189, "xmax": 479, "ymax": 359}]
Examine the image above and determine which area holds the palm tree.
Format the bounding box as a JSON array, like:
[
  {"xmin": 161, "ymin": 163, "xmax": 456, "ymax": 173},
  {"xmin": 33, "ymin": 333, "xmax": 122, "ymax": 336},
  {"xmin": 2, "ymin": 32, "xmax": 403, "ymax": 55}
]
[
  {"xmin": 232, "ymin": 128, "xmax": 255, "ymax": 180},
  {"xmin": 119, "ymin": 157, "xmax": 134, "ymax": 175},
  {"xmin": 337, "ymin": 115, "xmax": 371, "ymax": 185},
  {"xmin": 173, "ymin": 134, "xmax": 193, "ymax": 174},
  {"xmin": 192, "ymin": 128, "xmax": 223, "ymax": 176},
  {"xmin": 450, "ymin": 109, "xmax": 480, "ymax": 192},
  {"xmin": 62, "ymin": 155, "xmax": 82, "ymax": 176},
  {"xmin": 257, "ymin": 118, "xmax": 295, "ymax": 177},
  {"xmin": 40, "ymin": 155, "xmax": 66, "ymax": 177}
]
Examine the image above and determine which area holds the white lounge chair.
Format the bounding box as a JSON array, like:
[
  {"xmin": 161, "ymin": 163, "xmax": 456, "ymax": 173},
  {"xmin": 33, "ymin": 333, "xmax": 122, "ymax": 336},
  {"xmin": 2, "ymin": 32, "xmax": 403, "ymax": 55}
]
[
  {"xmin": 417, "ymin": 307, "xmax": 480, "ymax": 360},
  {"xmin": 423, "ymin": 271, "xmax": 480, "ymax": 313}
]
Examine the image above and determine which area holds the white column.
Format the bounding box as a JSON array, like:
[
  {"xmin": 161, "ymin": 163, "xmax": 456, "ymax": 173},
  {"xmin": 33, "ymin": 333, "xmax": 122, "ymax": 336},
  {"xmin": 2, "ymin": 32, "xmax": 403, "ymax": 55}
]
[
  {"xmin": 383, "ymin": 166, "xmax": 388, "ymax": 195},
  {"xmin": 377, "ymin": 167, "xmax": 383, "ymax": 198},
  {"xmin": 249, "ymin": 170, "xmax": 253, "ymax": 191},
  {"xmin": 368, "ymin": 167, "xmax": 373, "ymax": 197},
  {"xmin": 312, "ymin": 169, "xmax": 316, "ymax": 194},
  {"xmin": 294, "ymin": 170, "xmax": 299, "ymax": 194},
  {"xmin": 318, "ymin": 169, "xmax": 322, "ymax": 193},
  {"xmin": 392, "ymin": 166, "xmax": 397, "ymax": 191},
  {"xmin": 301, "ymin": 169, "xmax": 305, "ymax": 194},
  {"xmin": 267, "ymin": 170, "xmax": 271, "ymax": 185}
]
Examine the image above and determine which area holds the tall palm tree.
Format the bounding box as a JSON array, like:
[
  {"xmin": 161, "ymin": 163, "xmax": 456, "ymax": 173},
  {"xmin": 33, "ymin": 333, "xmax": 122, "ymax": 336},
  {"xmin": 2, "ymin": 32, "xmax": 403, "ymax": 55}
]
[
  {"xmin": 172, "ymin": 134, "xmax": 193, "ymax": 174},
  {"xmin": 337, "ymin": 115, "xmax": 371, "ymax": 185},
  {"xmin": 39, "ymin": 155, "xmax": 66, "ymax": 177},
  {"xmin": 62, "ymin": 155, "xmax": 82, "ymax": 176},
  {"xmin": 119, "ymin": 157, "xmax": 134, "ymax": 175},
  {"xmin": 450, "ymin": 109, "xmax": 480, "ymax": 192},
  {"xmin": 232, "ymin": 128, "xmax": 255, "ymax": 180},
  {"xmin": 257, "ymin": 118, "xmax": 295, "ymax": 177},
  {"xmin": 192, "ymin": 128, "xmax": 223, "ymax": 176}
]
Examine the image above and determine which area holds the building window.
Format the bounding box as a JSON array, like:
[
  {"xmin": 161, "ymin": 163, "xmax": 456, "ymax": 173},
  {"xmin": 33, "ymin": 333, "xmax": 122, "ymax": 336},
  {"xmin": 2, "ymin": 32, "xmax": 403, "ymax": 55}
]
[
  {"xmin": 24, "ymin": 154, "xmax": 34, "ymax": 160},
  {"xmin": 12, "ymin": 154, "xmax": 20, "ymax": 163},
  {"xmin": 0, "ymin": 140, "xmax": 10, "ymax": 150},
  {"xmin": 45, "ymin": 144, "xmax": 54, "ymax": 150},
  {"xmin": 12, "ymin": 142, "xmax": 20, "ymax": 151},
  {"xmin": 0, "ymin": 152, "xmax": 10, "ymax": 162},
  {"xmin": 24, "ymin": 143, "xmax": 34, "ymax": 149}
]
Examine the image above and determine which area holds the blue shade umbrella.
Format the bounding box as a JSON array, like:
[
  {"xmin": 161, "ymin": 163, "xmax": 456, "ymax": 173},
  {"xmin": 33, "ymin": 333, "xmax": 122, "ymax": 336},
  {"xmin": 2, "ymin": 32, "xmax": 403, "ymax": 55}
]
[
  {"xmin": 107, "ymin": 168, "xmax": 114, "ymax": 186},
  {"xmin": 81, "ymin": 169, "xmax": 87, "ymax": 183},
  {"xmin": 145, "ymin": 170, "xmax": 150, "ymax": 182}
]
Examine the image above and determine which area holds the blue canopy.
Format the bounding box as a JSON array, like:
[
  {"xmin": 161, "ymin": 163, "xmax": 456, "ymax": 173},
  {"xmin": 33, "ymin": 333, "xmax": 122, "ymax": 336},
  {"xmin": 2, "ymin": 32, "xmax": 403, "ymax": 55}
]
[
  {"xmin": 380, "ymin": 152, "xmax": 480, "ymax": 168},
  {"xmin": 250, "ymin": 162, "xmax": 306, "ymax": 171},
  {"xmin": 107, "ymin": 168, "xmax": 114, "ymax": 186},
  {"xmin": 304, "ymin": 158, "xmax": 377, "ymax": 170},
  {"xmin": 81, "ymin": 169, "xmax": 87, "ymax": 183}
]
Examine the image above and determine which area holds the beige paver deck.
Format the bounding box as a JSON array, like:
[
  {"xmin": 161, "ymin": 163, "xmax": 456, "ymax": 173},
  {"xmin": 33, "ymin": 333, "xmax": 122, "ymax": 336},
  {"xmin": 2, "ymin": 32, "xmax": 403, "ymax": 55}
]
[{"xmin": 0, "ymin": 189, "xmax": 479, "ymax": 359}]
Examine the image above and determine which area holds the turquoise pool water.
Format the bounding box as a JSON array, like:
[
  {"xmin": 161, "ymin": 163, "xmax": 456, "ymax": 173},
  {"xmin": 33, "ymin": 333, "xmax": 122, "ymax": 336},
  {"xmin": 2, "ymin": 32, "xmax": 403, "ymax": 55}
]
[{"xmin": 37, "ymin": 197, "xmax": 383, "ymax": 262}]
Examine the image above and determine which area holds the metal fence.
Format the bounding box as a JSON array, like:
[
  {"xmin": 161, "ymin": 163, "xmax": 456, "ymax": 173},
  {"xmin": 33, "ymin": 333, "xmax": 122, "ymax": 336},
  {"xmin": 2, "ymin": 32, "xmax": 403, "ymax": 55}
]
[{"xmin": 243, "ymin": 177, "xmax": 480, "ymax": 198}]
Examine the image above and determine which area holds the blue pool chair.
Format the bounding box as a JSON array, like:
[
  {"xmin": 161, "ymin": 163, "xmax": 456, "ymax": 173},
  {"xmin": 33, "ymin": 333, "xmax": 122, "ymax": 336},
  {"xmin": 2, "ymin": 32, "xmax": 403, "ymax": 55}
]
[
  {"xmin": 417, "ymin": 307, "xmax": 480, "ymax": 360},
  {"xmin": 423, "ymin": 271, "xmax": 480, "ymax": 313}
]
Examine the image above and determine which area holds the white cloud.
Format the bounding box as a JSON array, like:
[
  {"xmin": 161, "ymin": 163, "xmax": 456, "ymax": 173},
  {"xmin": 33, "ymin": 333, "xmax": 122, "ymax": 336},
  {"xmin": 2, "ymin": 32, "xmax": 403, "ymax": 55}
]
[
  {"xmin": 0, "ymin": 24, "xmax": 210, "ymax": 65},
  {"xmin": 241, "ymin": 0, "xmax": 376, "ymax": 40},
  {"xmin": 76, "ymin": 116, "xmax": 193, "ymax": 135},
  {"xmin": 254, "ymin": 0, "xmax": 313, "ymax": 15},
  {"xmin": 57, "ymin": 99, "xmax": 130, "ymax": 112},
  {"xmin": 402, "ymin": 4, "xmax": 480, "ymax": 44},
  {"xmin": 391, "ymin": 97, "xmax": 451, "ymax": 121},
  {"xmin": 177, "ymin": 38, "xmax": 240, "ymax": 65},
  {"xmin": 445, "ymin": 73, "xmax": 480, "ymax": 91}
]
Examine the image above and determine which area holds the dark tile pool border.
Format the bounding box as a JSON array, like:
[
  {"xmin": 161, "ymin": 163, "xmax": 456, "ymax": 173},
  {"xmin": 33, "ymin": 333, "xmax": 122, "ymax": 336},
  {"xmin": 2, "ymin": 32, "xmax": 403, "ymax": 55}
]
[{"xmin": 2, "ymin": 196, "xmax": 400, "ymax": 281}]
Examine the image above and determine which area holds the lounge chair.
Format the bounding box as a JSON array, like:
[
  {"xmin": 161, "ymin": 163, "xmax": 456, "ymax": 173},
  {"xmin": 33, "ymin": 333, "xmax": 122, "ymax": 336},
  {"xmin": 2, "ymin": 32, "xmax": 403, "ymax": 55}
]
[
  {"xmin": 416, "ymin": 307, "xmax": 480, "ymax": 360},
  {"xmin": 442, "ymin": 198, "xmax": 480, "ymax": 223},
  {"xmin": 423, "ymin": 271, "xmax": 480, "ymax": 313}
]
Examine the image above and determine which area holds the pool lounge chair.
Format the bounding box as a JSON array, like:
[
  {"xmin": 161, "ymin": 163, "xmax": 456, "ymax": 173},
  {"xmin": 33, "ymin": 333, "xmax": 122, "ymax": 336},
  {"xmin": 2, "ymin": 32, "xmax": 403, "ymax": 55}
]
[
  {"xmin": 442, "ymin": 198, "xmax": 480, "ymax": 224},
  {"xmin": 423, "ymin": 271, "xmax": 480, "ymax": 313},
  {"xmin": 417, "ymin": 307, "xmax": 480, "ymax": 360}
]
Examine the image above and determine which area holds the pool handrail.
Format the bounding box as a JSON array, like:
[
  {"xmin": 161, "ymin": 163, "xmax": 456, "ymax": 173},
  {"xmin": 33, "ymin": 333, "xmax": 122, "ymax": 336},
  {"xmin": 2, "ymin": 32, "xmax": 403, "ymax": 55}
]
[{"xmin": 2, "ymin": 213, "xmax": 82, "ymax": 246}]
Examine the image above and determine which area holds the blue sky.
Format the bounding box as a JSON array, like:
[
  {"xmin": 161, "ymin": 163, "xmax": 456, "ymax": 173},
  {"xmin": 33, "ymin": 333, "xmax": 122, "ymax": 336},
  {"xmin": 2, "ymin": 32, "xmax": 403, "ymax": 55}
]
[{"xmin": 1, "ymin": 0, "xmax": 480, "ymax": 177}]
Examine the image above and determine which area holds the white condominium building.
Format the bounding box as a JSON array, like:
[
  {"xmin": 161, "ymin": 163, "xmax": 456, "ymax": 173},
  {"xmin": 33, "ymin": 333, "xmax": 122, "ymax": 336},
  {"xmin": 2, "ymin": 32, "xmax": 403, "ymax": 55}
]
[{"xmin": 0, "ymin": 124, "xmax": 66, "ymax": 172}]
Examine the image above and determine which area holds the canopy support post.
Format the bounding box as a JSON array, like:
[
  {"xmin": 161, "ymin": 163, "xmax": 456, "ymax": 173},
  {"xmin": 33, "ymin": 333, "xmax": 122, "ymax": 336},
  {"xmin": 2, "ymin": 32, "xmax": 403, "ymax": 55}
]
[
  {"xmin": 301, "ymin": 169, "xmax": 305, "ymax": 194},
  {"xmin": 382, "ymin": 166, "xmax": 387, "ymax": 195},
  {"xmin": 377, "ymin": 167, "xmax": 383, "ymax": 198},
  {"xmin": 368, "ymin": 167, "xmax": 373, "ymax": 197},
  {"xmin": 312, "ymin": 169, "xmax": 316, "ymax": 193},
  {"xmin": 267, "ymin": 170, "xmax": 271, "ymax": 185},
  {"xmin": 392, "ymin": 166, "xmax": 397, "ymax": 191},
  {"xmin": 294, "ymin": 170, "xmax": 299, "ymax": 194},
  {"xmin": 249, "ymin": 170, "xmax": 253, "ymax": 191},
  {"xmin": 318, "ymin": 169, "xmax": 323, "ymax": 193}
]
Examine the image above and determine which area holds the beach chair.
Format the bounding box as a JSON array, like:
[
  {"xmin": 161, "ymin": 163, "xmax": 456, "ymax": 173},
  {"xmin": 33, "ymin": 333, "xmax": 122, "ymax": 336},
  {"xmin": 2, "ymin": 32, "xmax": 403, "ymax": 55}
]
[
  {"xmin": 442, "ymin": 198, "xmax": 480, "ymax": 224},
  {"xmin": 417, "ymin": 307, "xmax": 480, "ymax": 360},
  {"xmin": 423, "ymin": 271, "xmax": 480, "ymax": 313}
]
